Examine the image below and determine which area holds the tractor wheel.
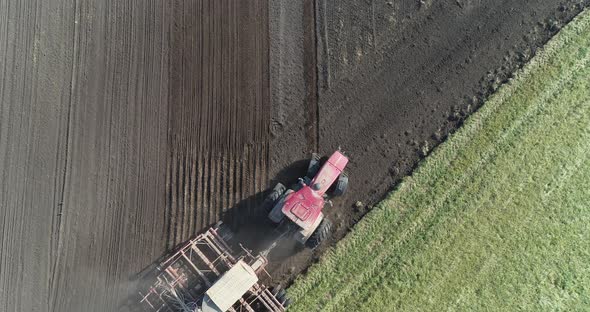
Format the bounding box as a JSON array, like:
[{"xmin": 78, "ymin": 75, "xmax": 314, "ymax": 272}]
[
  {"xmin": 305, "ymin": 218, "xmax": 333, "ymax": 249},
  {"xmin": 276, "ymin": 289, "xmax": 286, "ymax": 302},
  {"xmin": 329, "ymin": 173, "xmax": 348, "ymax": 197},
  {"xmin": 306, "ymin": 153, "xmax": 321, "ymax": 178},
  {"xmin": 273, "ymin": 288, "xmax": 291, "ymax": 307},
  {"xmin": 268, "ymin": 190, "xmax": 292, "ymax": 223},
  {"xmin": 263, "ymin": 183, "xmax": 286, "ymax": 213}
]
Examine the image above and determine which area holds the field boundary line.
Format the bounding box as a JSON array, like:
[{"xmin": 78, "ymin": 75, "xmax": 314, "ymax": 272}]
[{"xmin": 318, "ymin": 44, "xmax": 590, "ymax": 312}]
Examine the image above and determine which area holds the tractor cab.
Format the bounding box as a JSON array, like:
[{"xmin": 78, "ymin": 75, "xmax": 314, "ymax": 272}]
[
  {"xmin": 265, "ymin": 151, "xmax": 349, "ymax": 249},
  {"xmin": 280, "ymin": 183, "xmax": 324, "ymax": 236}
]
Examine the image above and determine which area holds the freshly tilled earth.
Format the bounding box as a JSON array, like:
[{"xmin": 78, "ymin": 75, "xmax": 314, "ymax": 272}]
[{"xmin": 0, "ymin": 0, "xmax": 588, "ymax": 311}]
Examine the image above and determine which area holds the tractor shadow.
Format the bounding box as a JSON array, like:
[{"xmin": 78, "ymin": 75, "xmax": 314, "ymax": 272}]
[
  {"xmin": 221, "ymin": 158, "xmax": 311, "ymax": 259},
  {"xmin": 123, "ymin": 158, "xmax": 311, "ymax": 310}
]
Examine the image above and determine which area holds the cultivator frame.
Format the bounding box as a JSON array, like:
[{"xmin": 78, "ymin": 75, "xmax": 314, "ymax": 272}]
[{"xmin": 139, "ymin": 223, "xmax": 285, "ymax": 312}]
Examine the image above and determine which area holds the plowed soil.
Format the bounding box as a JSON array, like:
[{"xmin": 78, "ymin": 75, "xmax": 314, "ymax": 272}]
[
  {"xmin": 1, "ymin": 1, "xmax": 269, "ymax": 311},
  {"xmin": 0, "ymin": 0, "xmax": 587, "ymax": 311}
]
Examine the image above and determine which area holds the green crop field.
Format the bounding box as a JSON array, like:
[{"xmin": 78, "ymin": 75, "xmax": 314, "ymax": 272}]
[{"xmin": 288, "ymin": 9, "xmax": 590, "ymax": 312}]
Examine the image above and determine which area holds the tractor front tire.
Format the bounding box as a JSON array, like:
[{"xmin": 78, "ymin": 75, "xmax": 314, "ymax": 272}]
[
  {"xmin": 305, "ymin": 218, "xmax": 333, "ymax": 249},
  {"xmin": 330, "ymin": 173, "xmax": 348, "ymax": 197},
  {"xmin": 306, "ymin": 153, "xmax": 321, "ymax": 178}
]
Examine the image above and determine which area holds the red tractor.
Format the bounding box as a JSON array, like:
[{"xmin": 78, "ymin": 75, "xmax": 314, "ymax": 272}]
[{"xmin": 265, "ymin": 151, "xmax": 349, "ymax": 249}]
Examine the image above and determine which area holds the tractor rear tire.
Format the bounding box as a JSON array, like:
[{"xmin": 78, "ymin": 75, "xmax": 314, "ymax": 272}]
[
  {"xmin": 274, "ymin": 288, "xmax": 291, "ymax": 307},
  {"xmin": 329, "ymin": 173, "xmax": 348, "ymax": 197},
  {"xmin": 276, "ymin": 289, "xmax": 286, "ymax": 302},
  {"xmin": 264, "ymin": 183, "xmax": 286, "ymax": 213},
  {"xmin": 306, "ymin": 153, "xmax": 321, "ymax": 178},
  {"xmin": 305, "ymin": 218, "xmax": 333, "ymax": 249}
]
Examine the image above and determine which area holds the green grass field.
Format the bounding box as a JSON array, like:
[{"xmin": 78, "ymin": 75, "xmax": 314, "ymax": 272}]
[{"xmin": 288, "ymin": 9, "xmax": 590, "ymax": 311}]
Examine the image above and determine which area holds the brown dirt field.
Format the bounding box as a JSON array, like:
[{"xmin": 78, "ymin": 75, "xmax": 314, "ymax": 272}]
[
  {"xmin": 1, "ymin": 0, "xmax": 268, "ymax": 311},
  {"xmin": 266, "ymin": 0, "xmax": 589, "ymax": 285},
  {"xmin": 1, "ymin": 0, "xmax": 588, "ymax": 311}
]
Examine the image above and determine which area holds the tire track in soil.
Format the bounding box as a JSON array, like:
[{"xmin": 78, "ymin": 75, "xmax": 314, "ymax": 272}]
[{"xmin": 303, "ymin": 0, "xmax": 319, "ymax": 152}]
